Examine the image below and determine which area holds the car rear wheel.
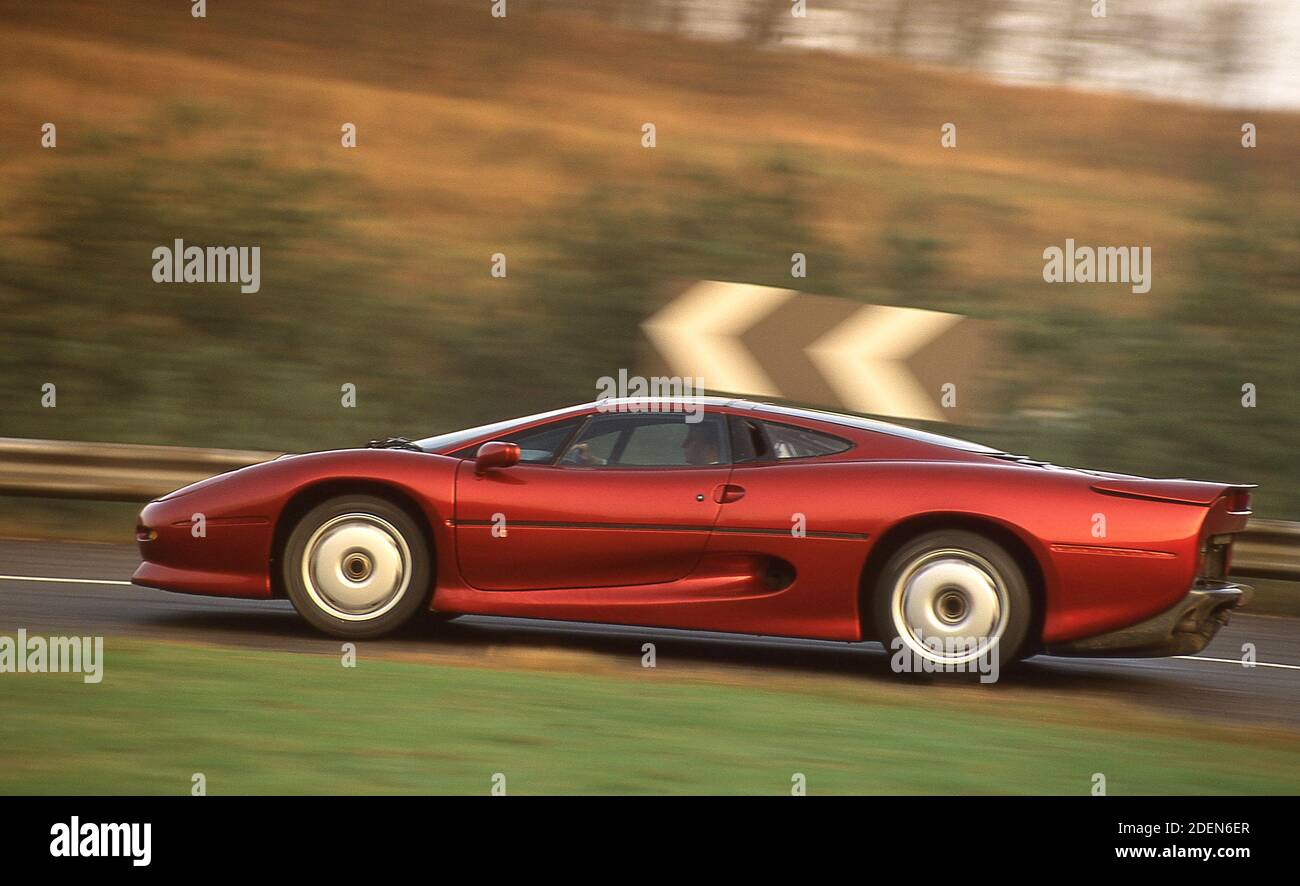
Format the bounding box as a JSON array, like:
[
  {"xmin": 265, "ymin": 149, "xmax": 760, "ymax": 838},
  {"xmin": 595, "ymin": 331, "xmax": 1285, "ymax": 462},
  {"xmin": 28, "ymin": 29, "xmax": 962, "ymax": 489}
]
[
  {"xmin": 283, "ymin": 494, "xmax": 432, "ymax": 639},
  {"xmin": 873, "ymin": 529, "xmax": 1031, "ymax": 676}
]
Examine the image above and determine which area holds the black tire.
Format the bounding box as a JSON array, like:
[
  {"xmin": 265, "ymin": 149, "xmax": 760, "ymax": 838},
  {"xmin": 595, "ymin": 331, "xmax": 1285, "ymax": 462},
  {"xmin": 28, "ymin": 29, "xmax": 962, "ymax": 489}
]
[
  {"xmin": 283, "ymin": 494, "xmax": 432, "ymax": 639},
  {"xmin": 872, "ymin": 529, "xmax": 1032, "ymax": 678}
]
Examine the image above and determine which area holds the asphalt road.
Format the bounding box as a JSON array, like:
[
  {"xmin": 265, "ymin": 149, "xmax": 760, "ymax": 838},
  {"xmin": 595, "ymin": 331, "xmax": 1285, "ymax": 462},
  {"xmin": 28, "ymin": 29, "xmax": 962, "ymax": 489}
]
[{"xmin": 1, "ymin": 538, "xmax": 1297, "ymax": 728}]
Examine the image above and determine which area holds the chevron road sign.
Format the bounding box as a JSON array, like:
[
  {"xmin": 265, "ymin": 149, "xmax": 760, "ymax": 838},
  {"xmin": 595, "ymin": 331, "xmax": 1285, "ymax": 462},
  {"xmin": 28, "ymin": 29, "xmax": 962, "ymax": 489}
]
[{"xmin": 641, "ymin": 281, "xmax": 994, "ymax": 424}]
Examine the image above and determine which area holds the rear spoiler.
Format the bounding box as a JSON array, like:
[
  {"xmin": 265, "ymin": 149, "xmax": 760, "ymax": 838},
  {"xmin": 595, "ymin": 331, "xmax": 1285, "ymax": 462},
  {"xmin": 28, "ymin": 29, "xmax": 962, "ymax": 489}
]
[{"xmin": 1090, "ymin": 479, "xmax": 1255, "ymax": 512}]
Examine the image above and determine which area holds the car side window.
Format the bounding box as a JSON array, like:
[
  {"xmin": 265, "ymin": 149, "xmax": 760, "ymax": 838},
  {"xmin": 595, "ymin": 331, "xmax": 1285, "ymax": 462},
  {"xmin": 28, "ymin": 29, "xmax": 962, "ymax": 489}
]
[
  {"xmin": 761, "ymin": 421, "xmax": 852, "ymax": 459},
  {"xmin": 560, "ymin": 414, "xmax": 729, "ymax": 467},
  {"xmin": 562, "ymin": 423, "xmax": 621, "ymax": 465},
  {"xmin": 728, "ymin": 416, "xmax": 770, "ymax": 463},
  {"xmin": 448, "ymin": 417, "xmax": 582, "ymax": 463}
]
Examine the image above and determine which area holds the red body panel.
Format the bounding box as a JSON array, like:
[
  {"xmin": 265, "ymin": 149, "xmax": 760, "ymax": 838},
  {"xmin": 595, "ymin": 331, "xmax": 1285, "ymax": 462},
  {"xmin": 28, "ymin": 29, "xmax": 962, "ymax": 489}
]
[
  {"xmin": 454, "ymin": 461, "xmax": 729, "ymax": 589},
  {"xmin": 132, "ymin": 402, "xmax": 1252, "ymax": 649},
  {"xmin": 135, "ymin": 450, "xmax": 460, "ymax": 601}
]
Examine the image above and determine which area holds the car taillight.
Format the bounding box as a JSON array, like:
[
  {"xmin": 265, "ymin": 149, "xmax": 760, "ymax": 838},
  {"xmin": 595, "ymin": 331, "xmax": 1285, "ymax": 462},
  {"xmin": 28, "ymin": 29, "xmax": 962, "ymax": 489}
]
[{"xmin": 1228, "ymin": 489, "xmax": 1252, "ymax": 514}]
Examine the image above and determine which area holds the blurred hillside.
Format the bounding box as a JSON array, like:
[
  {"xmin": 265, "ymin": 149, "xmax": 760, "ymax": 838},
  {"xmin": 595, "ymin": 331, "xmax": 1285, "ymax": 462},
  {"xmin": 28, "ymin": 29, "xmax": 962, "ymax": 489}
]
[{"xmin": 0, "ymin": 0, "xmax": 1297, "ymax": 518}]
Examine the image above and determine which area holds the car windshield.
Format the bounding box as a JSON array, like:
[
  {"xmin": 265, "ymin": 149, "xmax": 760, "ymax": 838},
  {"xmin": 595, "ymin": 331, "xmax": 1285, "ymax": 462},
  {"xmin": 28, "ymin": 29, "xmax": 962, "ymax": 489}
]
[{"xmin": 414, "ymin": 406, "xmax": 580, "ymax": 453}]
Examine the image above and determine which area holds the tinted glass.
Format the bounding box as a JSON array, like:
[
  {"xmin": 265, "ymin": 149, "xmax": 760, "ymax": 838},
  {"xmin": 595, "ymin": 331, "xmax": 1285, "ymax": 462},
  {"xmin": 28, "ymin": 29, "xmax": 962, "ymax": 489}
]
[
  {"xmin": 752, "ymin": 404, "xmax": 1001, "ymax": 454},
  {"xmin": 763, "ymin": 421, "xmax": 852, "ymax": 459},
  {"xmin": 561, "ymin": 422, "xmax": 621, "ymax": 465},
  {"xmin": 561, "ymin": 414, "xmax": 728, "ymax": 467},
  {"xmin": 415, "ymin": 405, "xmax": 579, "ymax": 452},
  {"xmin": 504, "ymin": 418, "xmax": 583, "ymax": 463},
  {"xmin": 447, "ymin": 417, "xmax": 581, "ymax": 462},
  {"xmin": 728, "ymin": 415, "xmax": 769, "ymax": 462}
]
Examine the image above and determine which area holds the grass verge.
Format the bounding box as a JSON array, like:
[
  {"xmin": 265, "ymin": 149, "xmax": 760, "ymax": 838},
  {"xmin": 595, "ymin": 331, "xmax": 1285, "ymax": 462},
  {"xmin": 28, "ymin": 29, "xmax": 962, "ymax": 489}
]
[{"xmin": 1, "ymin": 638, "xmax": 1296, "ymax": 795}]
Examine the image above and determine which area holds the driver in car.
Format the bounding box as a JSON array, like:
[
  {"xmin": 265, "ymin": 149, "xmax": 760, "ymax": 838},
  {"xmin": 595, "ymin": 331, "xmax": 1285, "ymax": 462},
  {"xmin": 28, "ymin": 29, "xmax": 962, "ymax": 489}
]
[{"xmin": 682, "ymin": 423, "xmax": 721, "ymax": 465}]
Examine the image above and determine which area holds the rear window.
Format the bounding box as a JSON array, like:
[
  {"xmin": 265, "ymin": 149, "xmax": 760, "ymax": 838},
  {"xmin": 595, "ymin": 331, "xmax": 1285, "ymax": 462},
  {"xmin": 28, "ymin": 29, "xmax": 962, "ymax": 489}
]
[
  {"xmin": 752, "ymin": 404, "xmax": 1000, "ymax": 454},
  {"xmin": 763, "ymin": 421, "xmax": 852, "ymax": 459}
]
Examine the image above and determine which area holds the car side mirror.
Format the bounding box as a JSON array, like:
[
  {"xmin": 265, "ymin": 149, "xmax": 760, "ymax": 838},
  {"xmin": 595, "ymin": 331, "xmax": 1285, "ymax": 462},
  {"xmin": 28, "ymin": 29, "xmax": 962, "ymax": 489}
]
[{"xmin": 475, "ymin": 441, "xmax": 520, "ymax": 474}]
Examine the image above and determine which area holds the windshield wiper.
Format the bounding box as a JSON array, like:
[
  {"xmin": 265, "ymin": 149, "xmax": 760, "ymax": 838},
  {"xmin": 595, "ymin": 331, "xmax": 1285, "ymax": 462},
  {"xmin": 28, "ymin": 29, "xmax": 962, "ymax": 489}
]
[
  {"xmin": 367, "ymin": 437, "xmax": 424, "ymax": 452},
  {"xmin": 990, "ymin": 453, "xmax": 1052, "ymax": 466}
]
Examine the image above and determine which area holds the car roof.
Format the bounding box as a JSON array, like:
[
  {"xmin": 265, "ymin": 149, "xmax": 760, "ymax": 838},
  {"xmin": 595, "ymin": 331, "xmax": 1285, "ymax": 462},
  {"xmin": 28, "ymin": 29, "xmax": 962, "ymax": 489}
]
[
  {"xmin": 583, "ymin": 396, "xmax": 745, "ymax": 409},
  {"xmin": 578, "ymin": 398, "xmax": 1001, "ymax": 454},
  {"xmin": 417, "ymin": 397, "xmax": 1000, "ymax": 456}
]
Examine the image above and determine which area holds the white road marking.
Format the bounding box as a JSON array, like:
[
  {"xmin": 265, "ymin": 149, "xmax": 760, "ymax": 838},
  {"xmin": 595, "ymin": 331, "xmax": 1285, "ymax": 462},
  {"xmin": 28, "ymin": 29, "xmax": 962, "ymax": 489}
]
[
  {"xmin": 0, "ymin": 574, "xmax": 132, "ymax": 586},
  {"xmin": 1174, "ymin": 655, "xmax": 1300, "ymax": 671}
]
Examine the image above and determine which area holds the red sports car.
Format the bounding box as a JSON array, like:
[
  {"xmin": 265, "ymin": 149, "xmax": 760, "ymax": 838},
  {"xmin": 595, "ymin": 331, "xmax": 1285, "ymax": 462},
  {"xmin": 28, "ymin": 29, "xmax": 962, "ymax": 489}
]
[{"xmin": 133, "ymin": 398, "xmax": 1253, "ymax": 671}]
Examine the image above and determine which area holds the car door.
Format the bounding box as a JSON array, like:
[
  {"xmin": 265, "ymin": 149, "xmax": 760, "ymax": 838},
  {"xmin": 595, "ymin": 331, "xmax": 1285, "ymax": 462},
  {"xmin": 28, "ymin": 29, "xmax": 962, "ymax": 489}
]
[
  {"xmin": 455, "ymin": 411, "xmax": 733, "ymax": 590},
  {"xmin": 705, "ymin": 415, "xmax": 857, "ymax": 544}
]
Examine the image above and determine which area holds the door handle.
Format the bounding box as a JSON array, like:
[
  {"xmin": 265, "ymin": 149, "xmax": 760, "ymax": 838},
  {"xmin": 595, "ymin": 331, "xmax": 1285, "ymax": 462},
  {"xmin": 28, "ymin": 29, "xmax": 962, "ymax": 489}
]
[{"xmin": 712, "ymin": 484, "xmax": 746, "ymax": 504}]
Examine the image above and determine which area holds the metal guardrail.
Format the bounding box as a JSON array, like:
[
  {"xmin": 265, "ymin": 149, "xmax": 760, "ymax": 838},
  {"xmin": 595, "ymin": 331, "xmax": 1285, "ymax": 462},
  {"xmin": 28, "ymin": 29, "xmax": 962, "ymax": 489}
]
[
  {"xmin": 0, "ymin": 437, "xmax": 280, "ymax": 502},
  {"xmin": 0, "ymin": 436, "xmax": 1297, "ymax": 580},
  {"xmin": 1229, "ymin": 519, "xmax": 1300, "ymax": 582}
]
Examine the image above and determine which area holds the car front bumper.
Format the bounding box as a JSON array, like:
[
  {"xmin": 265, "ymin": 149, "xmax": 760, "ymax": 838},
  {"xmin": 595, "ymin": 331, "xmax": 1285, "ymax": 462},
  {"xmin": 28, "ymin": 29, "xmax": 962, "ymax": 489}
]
[{"xmin": 1046, "ymin": 580, "xmax": 1253, "ymax": 658}]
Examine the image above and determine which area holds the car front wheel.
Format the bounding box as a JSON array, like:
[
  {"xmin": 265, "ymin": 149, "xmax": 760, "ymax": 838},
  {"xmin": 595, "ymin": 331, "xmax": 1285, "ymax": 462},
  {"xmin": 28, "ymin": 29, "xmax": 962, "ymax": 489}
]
[{"xmin": 283, "ymin": 494, "xmax": 432, "ymax": 639}]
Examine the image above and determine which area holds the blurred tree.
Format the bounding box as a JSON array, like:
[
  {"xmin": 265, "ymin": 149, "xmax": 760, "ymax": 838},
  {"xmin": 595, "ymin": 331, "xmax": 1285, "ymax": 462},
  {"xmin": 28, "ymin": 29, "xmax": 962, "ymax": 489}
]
[
  {"xmin": 1204, "ymin": 1, "xmax": 1253, "ymax": 104},
  {"xmin": 746, "ymin": 0, "xmax": 792, "ymax": 45},
  {"xmin": 484, "ymin": 161, "xmax": 835, "ymax": 414},
  {"xmin": 948, "ymin": 0, "xmax": 1000, "ymax": 68},
  {"xmin": 886, "ymin": 0, "xmax": 913, "ymax": 57},
  {"xmin": 1046, "ymin": 0, "xmax": 1090, "ymax": 85},
  {"xmin": 0, "ymin": 109, "xmax": 460, "ymax": 451},
  {"xmin": 1007, "ymin": 172, "xmax": 1300, "ymax": 517}
]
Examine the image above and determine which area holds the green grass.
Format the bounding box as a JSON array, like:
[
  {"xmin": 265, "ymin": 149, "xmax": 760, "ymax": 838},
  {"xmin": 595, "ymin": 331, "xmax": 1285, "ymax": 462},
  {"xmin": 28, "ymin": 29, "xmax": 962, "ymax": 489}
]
[{"xmin": 1, "ymin": 640, "xmax": 1296, "ymax": 795}]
